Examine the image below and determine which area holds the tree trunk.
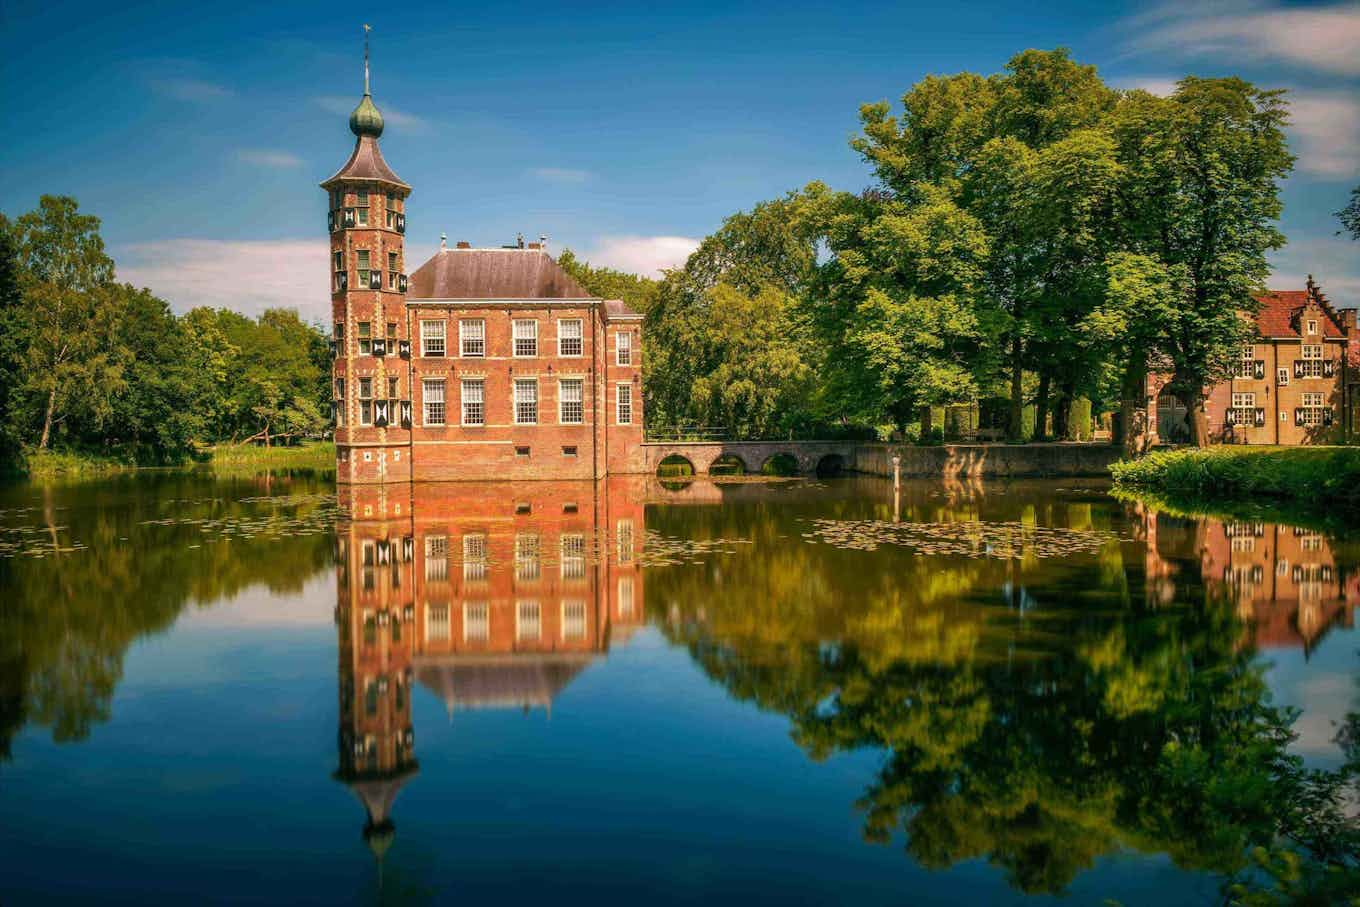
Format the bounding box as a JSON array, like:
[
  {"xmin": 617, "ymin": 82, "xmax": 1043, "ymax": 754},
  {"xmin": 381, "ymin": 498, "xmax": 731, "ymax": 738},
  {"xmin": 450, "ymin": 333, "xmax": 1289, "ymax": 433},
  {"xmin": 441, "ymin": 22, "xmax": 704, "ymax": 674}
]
[
  {"xmin": 1118, "ymin": 354, "xmax": 1147, "ymax": 457},
  {"xmin": 1055, "ymin": 381, "xmax": 1076, "ymax": 440},
  {"xmin": 920, "ymin": 404, "xmax": 934, "ymax": 440},
  {"xmin": 1034, "ymin": 372, "xmax": 1051, "ymax": 441},
  {"xmin": 38, "ymin": 386, "xmax": 56, "ymax": 450},
  {"xmin": 1008, "ymin": 335, "xmax": 1024, "ymax": 441},
  {"xmin": 1186, "ymin": 390, "xmax": 1210, "ymax": 447}
]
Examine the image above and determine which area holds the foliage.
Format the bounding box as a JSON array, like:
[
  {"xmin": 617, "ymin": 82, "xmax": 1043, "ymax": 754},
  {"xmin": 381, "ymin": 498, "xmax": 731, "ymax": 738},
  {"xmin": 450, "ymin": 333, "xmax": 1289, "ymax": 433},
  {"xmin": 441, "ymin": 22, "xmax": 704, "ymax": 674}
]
[
  {"xmin": 1339, "ymin": 185, "xmax": 1360, "ymax": 241},
  {"xmin": 0, "ymin": 197, "xmax": 330, "ymax": 471},
  {"xmin": 556, "ymin": 249, "xmax": 660, "ymax": 314},
  {"xmin": 1110, "ymin": 446, "xmax": 1360, "ymax": 510},
  {"xmin": 646, "ymin": 485, "xmax": 1360, "ymax": 901},
  {"xmin": 207, "ymin": 441, "xmax": 335, "ymax": 474}
]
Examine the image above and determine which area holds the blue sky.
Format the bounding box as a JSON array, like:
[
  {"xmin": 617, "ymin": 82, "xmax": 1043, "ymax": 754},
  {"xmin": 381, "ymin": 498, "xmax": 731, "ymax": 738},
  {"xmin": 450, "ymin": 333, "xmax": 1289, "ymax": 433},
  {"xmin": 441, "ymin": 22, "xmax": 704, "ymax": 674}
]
[{"xmin": 2, "ymin": 0, "xmax": 1357, "ymax": 320}]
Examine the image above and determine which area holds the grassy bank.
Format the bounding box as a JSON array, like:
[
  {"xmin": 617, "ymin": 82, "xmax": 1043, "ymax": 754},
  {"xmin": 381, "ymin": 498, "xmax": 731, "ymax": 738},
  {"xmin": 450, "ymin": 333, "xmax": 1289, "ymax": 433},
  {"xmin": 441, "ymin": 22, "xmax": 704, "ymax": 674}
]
[
  {"xmin": 1111, "ymin": 446, "xmax": 1360, "ymax": 512},
  {"xmin": 20, "ymin": 448, "xmax": 141, "ymax": 479},
  {"xmin": 207, "ymin": 441, "xmax": 335, "ymax": 473}
]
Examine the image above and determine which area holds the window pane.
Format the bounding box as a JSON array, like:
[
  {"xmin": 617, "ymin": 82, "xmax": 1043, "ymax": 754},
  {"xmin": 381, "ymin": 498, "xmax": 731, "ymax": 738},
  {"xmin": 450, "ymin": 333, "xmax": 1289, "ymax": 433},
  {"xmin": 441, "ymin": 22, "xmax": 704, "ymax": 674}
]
[
  {"xmin": 421, "ymin": 320, "xmax": 445, "ymax": 356},
  {"xmin": 423, "ymin": 379, "xmax": 446, "ymax": 425},
  {"xmin": 559, "ymin": 379, "xmax": 583, "ymax": 424},
  {"xmin": 617, "ymin": 384, "xmax": 632, "ymax": 424},
  {"xmin": 513, "ymin": 320, "xmax": 538, "ymax": 357},
  {"xmin": 461, "ymin": 379, "xmax": 484, "ymax": 425},
  {"xmin": 514, "ymin": 379, "xmax": 538, "ymax": 424},
  {"xmin": 558, "ymin": 319, "xmax": 583, "ymax": 356},
  {"xmin": 461, "ymin": 319, "xmax": 485, "ymax": 357},
  {"xmin": 617, "ymin": 332, "xmax": 632, "ymax": 365}
]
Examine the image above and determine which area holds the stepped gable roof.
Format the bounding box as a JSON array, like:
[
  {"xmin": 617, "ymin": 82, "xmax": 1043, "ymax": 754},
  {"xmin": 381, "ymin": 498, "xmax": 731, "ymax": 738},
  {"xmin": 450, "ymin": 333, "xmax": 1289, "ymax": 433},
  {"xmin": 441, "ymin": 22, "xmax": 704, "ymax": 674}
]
[
  {"xmin": 321, "ymin": 135, "xmax": 409, "ymax": 190},
  {"xmin": 1254, "ymin": 278, "xmax": 1345, "ymax": 339},
  {"xmin": 408, "ymin": 248, "xmax": 594, "ymax": 300}
]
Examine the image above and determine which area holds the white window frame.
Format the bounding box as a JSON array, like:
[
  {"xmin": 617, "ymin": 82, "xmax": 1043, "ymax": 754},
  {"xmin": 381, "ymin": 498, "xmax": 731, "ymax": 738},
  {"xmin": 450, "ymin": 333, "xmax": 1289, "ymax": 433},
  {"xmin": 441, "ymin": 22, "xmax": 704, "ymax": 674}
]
[
  {"xmin": 462, "ymin": 534, "xmax": 487, "ymax": 583},
  {"xmin": 460, "ymin": 319, "xmax": 485, "ymax": 357},
  {"xmin": 618, "ymin": 576, "xmax": 635, "ymax": 619},
  {"xmin": 422, "ymin": 378, "xmax": 446, "ymax": 426},
  {"xmin": 514, "ymin": 378, "xmax": 538, "ymax": 425},
  {"xmin": 616, "ymin": 331, "xmax": 632, "ymax": 366},
  {"xmin": 427, "ymin": 602, "xmax": 451, "ymax": 643},
  {"xmin": 425, "ymin": 534, "xmax": 449, "ymax": 582},
  {"xmin": 516, "ymin": 600, "xmax": 541, "ymax": 642},
  {"xmin": 1231, "ymin": 392, "xmax": 1255, "ymax": 409},
  {"xmin": 461, "ymin": 378, "xmax": 485, "ymax": 426},
  {"xmin": 1237, "ymin": 346, "xmax": 1254, "ymax": 379},
  {"xmin": 616, "ymin": 382, "xmax": 632, "ymax": 425},
  {"xmin": 420, "ymin": 320, "xmax": 446, "ymax": 357},
  {"xmin": 560, "ymin": 534, "xmax": 586, "ymax": 580},
  {"xmin": 557, "ymin": 319, "xmax": 583, "ymax": 357},
  {"xmin": 616, "ymin": 519, "xmax": 634, "ymax": 564},
  {"xmin": 515, "ymin": 533, "xmax": 541, "ymax": 582},
  {"xmin": 463, "ymin": 601, "xmax": 489, "ymax": 642},
  {"xmin": 1302, "ymin": 344, "xmax": 1323, "ymax": 360},
  {"xmin": 1307, "ymin": 319, "xmax": 1318, "ymax": 335},
  {"xmin": 559, "ymin": 378, "xmax": 584, "ymax": 424},
  {"xmin": 513, "ymin": 319, "xmax": 538, "ymax": 358},
  {"xmin": 561, "ymin": 600, "xmax": 587, "ymax": 641},
  {"xmin": 358, "ymin": 376, "xmax": 374, "ymax": 426},
  {"xmin": 1277, "ymin": 367, "xmax": 1289, "ymax": 386}
]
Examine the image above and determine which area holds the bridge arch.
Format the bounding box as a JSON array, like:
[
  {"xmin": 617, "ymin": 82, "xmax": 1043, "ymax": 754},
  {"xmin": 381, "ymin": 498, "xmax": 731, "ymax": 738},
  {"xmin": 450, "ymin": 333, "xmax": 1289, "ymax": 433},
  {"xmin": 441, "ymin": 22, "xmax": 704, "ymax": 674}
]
[
  {"xmin": 815, "ymin": 453, "xmax": 847, "ymax": 477},
  {"xmin": 707, "ymin": 452, "xmax": 748, "ymax": 476},
  {"xmin": 656, "ymin": 453, "xmax": 697, "ymax": 479},
  {"xmin": 759, "ymin": 452, "xmax": 800, "ymax": 476}
]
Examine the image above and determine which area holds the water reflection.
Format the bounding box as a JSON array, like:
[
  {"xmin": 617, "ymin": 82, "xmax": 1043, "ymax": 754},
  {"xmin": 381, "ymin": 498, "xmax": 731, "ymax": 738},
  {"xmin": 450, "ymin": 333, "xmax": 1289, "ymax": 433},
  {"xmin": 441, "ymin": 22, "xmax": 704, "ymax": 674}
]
[
  {"xmin": 1, "ymin": 474, "xmax": 1355, "ymax": 902},
  {"xmin": 331, "ymin": 478, "xmax": 647, "ymax": 857}
]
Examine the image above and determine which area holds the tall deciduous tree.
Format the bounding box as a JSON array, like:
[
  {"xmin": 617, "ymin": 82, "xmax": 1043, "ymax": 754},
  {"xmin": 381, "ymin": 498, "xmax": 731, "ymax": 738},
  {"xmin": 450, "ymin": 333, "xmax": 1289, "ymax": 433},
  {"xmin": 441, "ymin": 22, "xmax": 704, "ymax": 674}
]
[
  {"xmin": 8, "ymin": 196, "xmax": 125, "ymax": 449},
  {"xmin": 1107, "ymin": 80, "xmax": 1291, "ymax": 447}
]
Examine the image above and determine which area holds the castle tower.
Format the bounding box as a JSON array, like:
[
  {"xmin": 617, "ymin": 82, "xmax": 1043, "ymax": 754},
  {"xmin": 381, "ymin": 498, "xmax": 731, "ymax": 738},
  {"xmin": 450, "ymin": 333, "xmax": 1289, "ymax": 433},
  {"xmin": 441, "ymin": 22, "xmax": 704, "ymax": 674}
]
[{"xmin": 322, "ymin": 28, "xmax": 413, "ymax": 483}]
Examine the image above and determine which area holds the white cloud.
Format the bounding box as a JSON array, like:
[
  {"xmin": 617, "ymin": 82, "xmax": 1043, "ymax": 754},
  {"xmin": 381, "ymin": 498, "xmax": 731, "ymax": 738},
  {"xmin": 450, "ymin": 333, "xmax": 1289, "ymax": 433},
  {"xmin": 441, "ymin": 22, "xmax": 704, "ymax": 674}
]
[
  {"xmin": 1111, "ymin": 76, "xmax": 1180, "ymax": 97},
  {"xmin": 315, "ymin": 96, "xmax": 431, "ymax": 134},
  {"xmin": 1121, "ymin": 1, "xmax": 1360, "ymax": 76},
  {"xmin": 1269, "ymin": 234, "xmax": 1360, "ymax": 299},
  {"xmin": 236, "ymin": 149, "xmax": 305, "ymax": 169},
  {"xmin": 1286, "ymin": 91, "xmax": 1360, "ymax": 178},
  {"xmin": 148, "ymin": 77, "xmax": 233, "ymax": 102},
  {"xmin": 581, "ymin": 235, "xmax": 700, "ymax": 276},
  {"xmin": 528, "ymin": 167, "xmax": 591, "ymax": 184},
  {"xmin": 116, "ymin": 239, "xmax": 327, "ymax": 320}
]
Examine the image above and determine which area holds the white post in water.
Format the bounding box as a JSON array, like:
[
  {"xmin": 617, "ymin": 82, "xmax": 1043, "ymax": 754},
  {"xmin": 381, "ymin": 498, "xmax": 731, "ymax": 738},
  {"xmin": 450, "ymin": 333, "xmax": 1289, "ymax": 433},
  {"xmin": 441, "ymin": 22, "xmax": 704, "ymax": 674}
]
[{"xmin": 892, "ymin": 454, "xmax": 901, "ymax": 523}]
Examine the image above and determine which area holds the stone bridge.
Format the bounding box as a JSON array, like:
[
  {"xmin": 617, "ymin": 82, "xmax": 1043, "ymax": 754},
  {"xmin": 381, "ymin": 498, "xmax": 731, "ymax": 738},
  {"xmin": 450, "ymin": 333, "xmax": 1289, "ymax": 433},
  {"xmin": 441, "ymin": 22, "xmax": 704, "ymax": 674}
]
[{"xmin": 643, "ymin": 440, "xmax": 857, "ymax": 476}]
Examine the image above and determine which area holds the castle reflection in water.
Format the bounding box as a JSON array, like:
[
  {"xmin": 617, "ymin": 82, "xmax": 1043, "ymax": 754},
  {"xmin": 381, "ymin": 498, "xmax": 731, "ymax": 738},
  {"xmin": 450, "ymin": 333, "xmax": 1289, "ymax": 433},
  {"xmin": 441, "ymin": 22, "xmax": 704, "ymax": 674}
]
[
  {"xmin": 331, "ymin": 477, "xmax": 647, "ymax": 857},
  {"xmin": 1136, "ymin": 503, "xmax": 1360, "ymax": 653},
  {"xmin": 326, "ymin": 476, "xmax": 1360, "ymax": 862}
]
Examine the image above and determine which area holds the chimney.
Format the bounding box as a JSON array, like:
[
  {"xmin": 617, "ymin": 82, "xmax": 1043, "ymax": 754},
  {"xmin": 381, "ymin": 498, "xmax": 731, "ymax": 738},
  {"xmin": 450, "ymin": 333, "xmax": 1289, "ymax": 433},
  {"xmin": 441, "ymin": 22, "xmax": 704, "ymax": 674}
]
[
  {"xmin": 1343, "ymin": 308, "xmax": 1358, "ymax": 333},
  {"xmin": 539, "ymin": 234, "xmax": 549, "ymax": 252},
  {"xmin": 527, "ymin": 242, "xmax": 541, "ymax": 250},
  {"xmin": 456, "ymin": 241, "xmax": 471, "ymax": 249},
  {"xmin": 517, "ymin": 232, "xmax": 525, "ymax": 249},
  {"xmin": 440, "ymin": 232, "xmax": 447, "ymax": 252}
]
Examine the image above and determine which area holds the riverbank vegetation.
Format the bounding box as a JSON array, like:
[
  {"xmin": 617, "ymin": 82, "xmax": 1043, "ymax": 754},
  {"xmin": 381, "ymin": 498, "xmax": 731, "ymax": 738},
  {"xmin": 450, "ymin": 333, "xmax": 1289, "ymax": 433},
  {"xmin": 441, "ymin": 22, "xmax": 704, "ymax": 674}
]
[
  {"xmin": 565, "ymin": 50, "xmax": 1291, "ymax": 449},
  {"xmin": 1111, "ymin": 447, "xmax": 1360, "ymax": 512},
  {"xmin": 0, "ymin": 197, "xmax": 329, "ymax": 475},
  {"xmin": 207, "ymin": 441, "xmax": 336, "ymax": 474}
]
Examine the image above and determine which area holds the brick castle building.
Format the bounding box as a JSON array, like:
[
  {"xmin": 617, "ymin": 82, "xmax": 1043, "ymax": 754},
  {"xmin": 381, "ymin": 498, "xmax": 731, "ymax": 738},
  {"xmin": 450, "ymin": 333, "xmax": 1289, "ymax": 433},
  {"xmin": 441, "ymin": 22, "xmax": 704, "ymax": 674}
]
[
  {"xmin": 325, "ymin": 60, "xmax": 644, "ymax": 484},
  {"xmin": 1146, "ymin": 278, "xmax": 1358, "ymax": 445}
]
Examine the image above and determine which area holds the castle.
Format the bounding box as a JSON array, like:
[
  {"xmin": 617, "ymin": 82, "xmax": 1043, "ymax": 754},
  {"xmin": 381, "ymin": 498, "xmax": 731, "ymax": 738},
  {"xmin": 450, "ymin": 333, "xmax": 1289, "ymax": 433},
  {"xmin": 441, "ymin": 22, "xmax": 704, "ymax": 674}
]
[{"xmin": 325, "ymin": 56, "xmax": 645, "ymax": 484}]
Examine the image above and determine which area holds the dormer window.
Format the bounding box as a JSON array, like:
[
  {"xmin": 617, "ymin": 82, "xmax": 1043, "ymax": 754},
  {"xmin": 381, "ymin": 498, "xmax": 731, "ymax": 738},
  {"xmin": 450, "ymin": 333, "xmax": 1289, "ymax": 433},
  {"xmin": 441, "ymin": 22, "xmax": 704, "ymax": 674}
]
[{"xmin": 1307, "ymin": 318, "xmax": 1318, "ymax": 335}]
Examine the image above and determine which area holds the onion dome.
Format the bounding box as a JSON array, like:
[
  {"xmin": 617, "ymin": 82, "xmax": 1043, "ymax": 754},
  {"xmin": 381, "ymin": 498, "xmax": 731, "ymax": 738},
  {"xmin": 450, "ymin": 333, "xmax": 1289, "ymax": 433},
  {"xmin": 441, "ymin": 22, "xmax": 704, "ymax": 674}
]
[{"xmin": 349, "ymin": 92, "xmax": 384, "ymax": 138}]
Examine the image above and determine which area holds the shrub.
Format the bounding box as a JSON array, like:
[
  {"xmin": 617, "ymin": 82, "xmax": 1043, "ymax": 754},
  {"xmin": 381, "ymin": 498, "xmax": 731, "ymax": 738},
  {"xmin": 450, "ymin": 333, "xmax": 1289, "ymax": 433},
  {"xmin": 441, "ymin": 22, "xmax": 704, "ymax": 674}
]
[{"xmin": 1111, "ymin": 447, "xmax": 1360, "ymax": 510}]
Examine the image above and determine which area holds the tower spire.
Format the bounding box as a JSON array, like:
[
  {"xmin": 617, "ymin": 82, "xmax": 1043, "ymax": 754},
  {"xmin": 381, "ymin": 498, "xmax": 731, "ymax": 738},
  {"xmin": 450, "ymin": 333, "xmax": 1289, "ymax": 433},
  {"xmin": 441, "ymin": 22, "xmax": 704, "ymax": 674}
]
[{"xmin": 363, "ymin": 24, "xmax": 371, "ymax": 95}]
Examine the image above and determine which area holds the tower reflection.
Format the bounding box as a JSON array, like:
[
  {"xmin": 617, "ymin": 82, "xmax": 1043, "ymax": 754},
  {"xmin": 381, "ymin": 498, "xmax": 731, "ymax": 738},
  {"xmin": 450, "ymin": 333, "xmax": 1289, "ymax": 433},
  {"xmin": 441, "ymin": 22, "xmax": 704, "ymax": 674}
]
[{"xmin": 332, "ymin": 477, "xmax": 647, "ymax": 854}]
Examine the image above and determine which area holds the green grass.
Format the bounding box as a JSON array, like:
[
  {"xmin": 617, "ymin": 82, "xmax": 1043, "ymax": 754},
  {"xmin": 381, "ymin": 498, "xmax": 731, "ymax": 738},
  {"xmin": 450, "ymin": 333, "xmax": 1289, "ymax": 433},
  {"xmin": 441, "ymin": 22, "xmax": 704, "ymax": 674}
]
[
  {"xmin": 21, "ymin": 448, "xmax": 140, "ymax": 479},
  {"xmin": 207, "ymin": 441, "xmax": 335, "ymax": 473},
  {"xmin": 1110, "ymin": 446, "xmax": 1360, "ymax": 511}
]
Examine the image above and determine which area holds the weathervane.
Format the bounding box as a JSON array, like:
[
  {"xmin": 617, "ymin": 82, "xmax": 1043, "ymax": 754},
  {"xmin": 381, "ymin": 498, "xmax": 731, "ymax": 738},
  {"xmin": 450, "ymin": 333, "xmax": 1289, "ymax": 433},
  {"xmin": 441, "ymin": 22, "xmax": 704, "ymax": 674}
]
[{"xmin": 363, "ymin": 24, "xmax": 371, "ymax": 95}]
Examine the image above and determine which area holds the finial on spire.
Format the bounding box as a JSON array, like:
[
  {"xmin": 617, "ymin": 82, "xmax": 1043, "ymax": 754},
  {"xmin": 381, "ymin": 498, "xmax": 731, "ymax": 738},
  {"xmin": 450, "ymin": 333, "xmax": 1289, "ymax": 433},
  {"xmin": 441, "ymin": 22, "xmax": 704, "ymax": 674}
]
[
  {"xmin": 348, "ymin": 24, "xmax": 385, "ymax": 139},
  {"xmin": 363, "ymin": 24, "xmax": 371, "ymax": 95}
]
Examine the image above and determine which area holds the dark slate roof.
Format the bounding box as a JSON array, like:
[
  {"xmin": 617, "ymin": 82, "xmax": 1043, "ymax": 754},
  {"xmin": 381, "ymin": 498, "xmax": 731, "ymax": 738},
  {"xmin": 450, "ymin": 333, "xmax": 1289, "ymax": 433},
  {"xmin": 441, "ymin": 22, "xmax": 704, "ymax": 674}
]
[
  {"xmin": 408, "ymin": 249, "xmax": 594, "ymax": 300},
  {"xmin": 321, "ymin": 136, "xmax": 409, "ymax": 190}
]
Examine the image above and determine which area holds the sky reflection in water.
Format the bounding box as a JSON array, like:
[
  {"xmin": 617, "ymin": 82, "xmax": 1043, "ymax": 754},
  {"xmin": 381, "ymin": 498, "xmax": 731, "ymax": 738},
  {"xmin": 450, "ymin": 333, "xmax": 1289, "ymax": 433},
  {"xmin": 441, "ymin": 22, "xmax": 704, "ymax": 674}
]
[{"xmin": 0, "ymin": 472, "xmax": 1356, "ymax": 905}]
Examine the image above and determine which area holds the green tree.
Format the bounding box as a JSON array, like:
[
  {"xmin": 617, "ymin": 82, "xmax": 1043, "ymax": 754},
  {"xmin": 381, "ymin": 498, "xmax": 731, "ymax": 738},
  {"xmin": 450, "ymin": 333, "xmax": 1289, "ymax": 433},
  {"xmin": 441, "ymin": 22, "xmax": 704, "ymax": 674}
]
[
  {"xmin": 1106, "ymin": 80, "xmax": 1292, "ymax": 447},
  {"xmin": 556, "ymin": 249, "xmax": 660, "ymax": 315},
  {"xmin": 7, "ymin": 196, "xmax": 124, "ymax": 449},
  {"xmin": 1339, "ymin": 185, "xmax": 1360, "ymax": 241}
]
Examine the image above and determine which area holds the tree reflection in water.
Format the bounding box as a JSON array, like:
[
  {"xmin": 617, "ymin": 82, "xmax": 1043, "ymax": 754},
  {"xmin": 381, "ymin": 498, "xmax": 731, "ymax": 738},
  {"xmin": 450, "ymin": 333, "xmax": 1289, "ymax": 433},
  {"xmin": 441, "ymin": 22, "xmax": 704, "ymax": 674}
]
[
  {"xmin": 0, "ymin": 471, "xmax": 336, "ymax": 755},
  {"xmin": 648, "ymin": 478, "xmax": 1360, "ymax": 901}
]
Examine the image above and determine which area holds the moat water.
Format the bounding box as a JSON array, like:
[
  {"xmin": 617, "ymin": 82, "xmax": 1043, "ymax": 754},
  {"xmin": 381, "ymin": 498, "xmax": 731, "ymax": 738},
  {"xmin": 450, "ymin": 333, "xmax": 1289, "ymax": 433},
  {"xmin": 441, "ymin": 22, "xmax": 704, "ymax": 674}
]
[{"xmin": 1, "ymin": 471, "xmax": 1356, "ymax": 905}]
